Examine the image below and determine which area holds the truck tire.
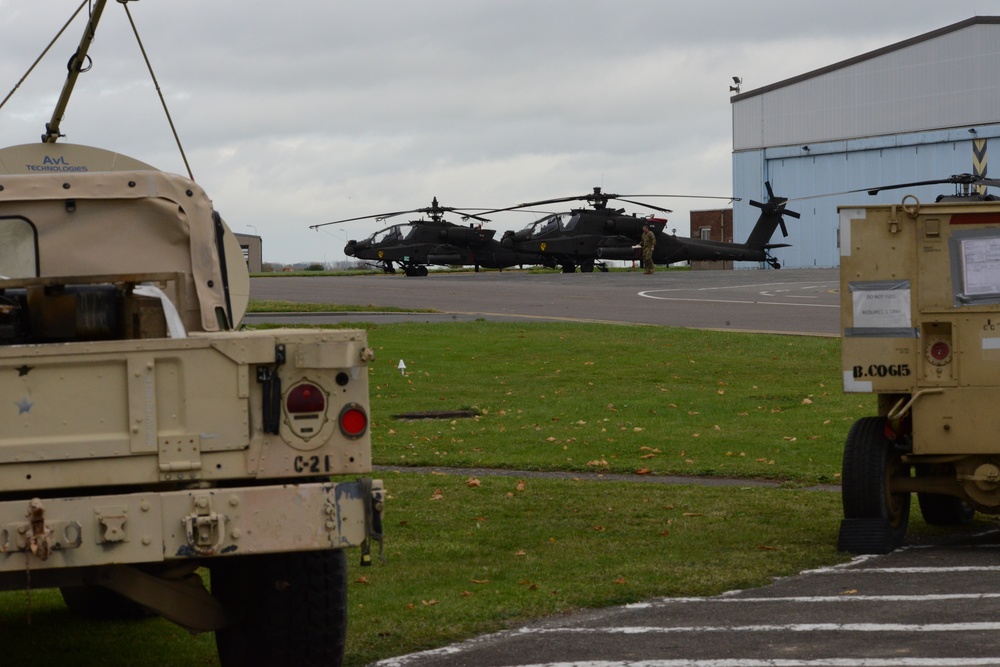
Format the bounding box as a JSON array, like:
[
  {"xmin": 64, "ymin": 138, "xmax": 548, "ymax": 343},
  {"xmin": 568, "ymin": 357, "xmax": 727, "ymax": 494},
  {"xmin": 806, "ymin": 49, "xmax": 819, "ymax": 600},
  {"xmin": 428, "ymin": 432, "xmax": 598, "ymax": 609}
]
[
  {"xmin": 915, "ymin": 463, "xmax": 975, "ymax": 525},
  {"xmin": 842, "ymin": 416, "xmax": 911, "ymax": 547},
  {"xmin": 60, "ymin": 585, "xmax": 152, "ymax": 620},
  {"xmin": 212, "ymin": 549, "xmax": 348, "ymax": 667},
  {"xmin": 918, "ymin": 493, "xmax": 975, "ymax": 525}
]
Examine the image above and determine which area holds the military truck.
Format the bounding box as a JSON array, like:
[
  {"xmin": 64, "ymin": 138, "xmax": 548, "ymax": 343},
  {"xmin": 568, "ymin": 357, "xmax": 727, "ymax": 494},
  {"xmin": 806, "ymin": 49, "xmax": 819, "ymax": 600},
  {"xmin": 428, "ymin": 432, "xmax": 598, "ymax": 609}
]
[
  {"xmin": 838, "ymin": 175, "xmax": 1000, "ymax": 553},
  {"xmin": 0, "ymin": 3, "xmax": 383, "ymax": 665}
]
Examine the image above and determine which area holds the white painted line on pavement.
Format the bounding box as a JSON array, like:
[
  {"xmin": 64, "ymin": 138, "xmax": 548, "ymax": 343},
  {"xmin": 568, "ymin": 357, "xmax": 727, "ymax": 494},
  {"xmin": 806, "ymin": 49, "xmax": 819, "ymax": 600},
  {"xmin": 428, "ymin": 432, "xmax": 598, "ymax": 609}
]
[
  {"xmin": 494, "ymin": 660, "xmax": 1000, "ymax": 666},
  {"xmin": 636, "ymin": 293, "xmax": 838, "ymax": 308},
  {"xmin": 625, "ymin": 592, "xmax": 1000, "ymax": 608}
]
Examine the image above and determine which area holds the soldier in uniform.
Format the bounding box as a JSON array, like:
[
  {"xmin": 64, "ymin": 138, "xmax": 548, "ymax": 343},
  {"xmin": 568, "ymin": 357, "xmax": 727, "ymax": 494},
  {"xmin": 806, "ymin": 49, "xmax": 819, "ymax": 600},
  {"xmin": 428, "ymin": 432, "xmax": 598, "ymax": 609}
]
[{"xmin": 640, "ymin": 224, "xmax": 656, "ymax": 274}]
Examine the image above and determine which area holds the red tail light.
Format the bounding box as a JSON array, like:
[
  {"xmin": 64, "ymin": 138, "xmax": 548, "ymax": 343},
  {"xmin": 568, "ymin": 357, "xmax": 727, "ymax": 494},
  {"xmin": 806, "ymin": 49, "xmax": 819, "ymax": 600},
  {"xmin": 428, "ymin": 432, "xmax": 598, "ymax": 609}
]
[
  {"xmin": 287, "ymin": 382, "xmax": 326, "ymax": 413},
  {"xmin": 339, "ymin": 404, "xmax": 368, "ymax": 439}
]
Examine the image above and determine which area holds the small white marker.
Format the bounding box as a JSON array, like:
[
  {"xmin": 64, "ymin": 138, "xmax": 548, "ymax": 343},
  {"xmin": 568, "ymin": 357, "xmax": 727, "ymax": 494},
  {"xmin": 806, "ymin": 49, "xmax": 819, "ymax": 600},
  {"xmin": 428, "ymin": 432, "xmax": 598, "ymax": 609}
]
[{"xmin": 397, "ymin": 359, "xmax": 407, "ymax": 375}]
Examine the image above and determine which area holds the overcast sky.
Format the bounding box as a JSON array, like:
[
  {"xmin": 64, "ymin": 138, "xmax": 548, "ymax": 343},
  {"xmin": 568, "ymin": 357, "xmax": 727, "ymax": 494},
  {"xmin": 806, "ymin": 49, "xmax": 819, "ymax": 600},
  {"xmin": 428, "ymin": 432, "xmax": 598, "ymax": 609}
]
[{"xmin": 0, "ymin": 1, "xmax": 992, "ymax": 264}]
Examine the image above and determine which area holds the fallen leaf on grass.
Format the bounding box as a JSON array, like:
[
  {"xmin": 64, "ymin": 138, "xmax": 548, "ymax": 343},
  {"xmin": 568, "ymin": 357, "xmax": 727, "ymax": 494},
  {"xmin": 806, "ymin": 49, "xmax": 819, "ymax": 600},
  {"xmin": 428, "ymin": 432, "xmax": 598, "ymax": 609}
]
[
  {"xmin": 614, "ymin": 577, "xmax": 627, "ymax": 585},
  {"xmin": 462, "ymin": 591, "xmax": 474, "ymax": 597},
  {"xmin": 515, "ymin": 550, "xmax": 527, "ymax": 557},
  {"xmin": 592, "ymin": 525, "xmax": 606, "ymax": 531},
  {"xmin": 421, "ymin": 599, "xmax": 439, "ymax": 606},
  {"xmin": 587, "ymin": 458, "xmax": 609, "ymax": 467},
  {"xmin": 634, "ymin": 468, "xmax": 651, "ymax": 475},
  {"xmin": 639, "ymin": 454, "xmax": 656, "ymax": 460},
  {"xmin": 757, "ymin": 545, "xmax": 780, "ymax": 551},
  {"xmin": 682, "ymin": 512, "xmax": 704, "ymax": 517},
  {"xmin": 516, "ymin": 480, "xmax": 527, "ymax": 492},
  {"xmin": 354, "ymin": 576, "xmax": 370, "ymax": 584},
  {"xmin": 429, "ymin": 489, "xmax": 444, "ymax": 500},
  {"xmin": 466, "ymin": 477, "xmax": 482, "ymax": 487}
]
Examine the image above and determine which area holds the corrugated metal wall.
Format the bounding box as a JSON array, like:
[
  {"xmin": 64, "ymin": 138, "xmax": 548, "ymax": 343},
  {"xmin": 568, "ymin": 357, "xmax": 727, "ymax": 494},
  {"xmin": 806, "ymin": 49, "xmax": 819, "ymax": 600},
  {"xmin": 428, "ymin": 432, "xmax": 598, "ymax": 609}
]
[
  {"xmin": 733, "ymin": 130, "xmax": 1000, "ymax": 269},
  {"xmin": 731, "ymin": 19, "xmax": 1000, "ymax": 270},
  {"xmin": 734, "ymin": 23, "xmax": 1000, "ymax": 151}
]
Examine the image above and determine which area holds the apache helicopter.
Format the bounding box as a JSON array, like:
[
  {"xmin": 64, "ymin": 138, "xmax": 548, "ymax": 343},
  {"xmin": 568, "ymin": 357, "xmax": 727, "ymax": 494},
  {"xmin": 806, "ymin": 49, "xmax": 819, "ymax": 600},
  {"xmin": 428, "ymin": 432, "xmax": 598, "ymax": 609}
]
[
  {"xmin": 486, "ymin": 186, "xmax": 791, "ymax": 272},
  {"xmin": 598, "ymin": 181, "xmax": 799, "ymax": 269},
  {"xmin": 310, "ymin": 198, "xmax": 553, "ymax": 276},
  {"xmin": 485, "ymin": 187, "xmax": 677, "ymax": 273}
]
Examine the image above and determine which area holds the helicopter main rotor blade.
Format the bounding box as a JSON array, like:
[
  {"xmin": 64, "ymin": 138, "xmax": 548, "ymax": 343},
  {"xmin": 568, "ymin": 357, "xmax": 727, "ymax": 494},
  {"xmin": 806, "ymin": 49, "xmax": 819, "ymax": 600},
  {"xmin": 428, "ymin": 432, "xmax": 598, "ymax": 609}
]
[
  {"xmin": 310, "ymin": 208, "xmax": 419, "ymax": 229},
  {"xmin": 616, "ymin": 194, "xmax": 741, "ymax": 201},
  {"xmin": 788, "ymin": 174, "xmax": 1000, "ymax": 203},
  {"xmin": 311, "ymin": 200, "xmax": 493, "ymax": 230},
  {"xmin": 613, "ymin": 197, "xmax": 672, "ymax": 214}
]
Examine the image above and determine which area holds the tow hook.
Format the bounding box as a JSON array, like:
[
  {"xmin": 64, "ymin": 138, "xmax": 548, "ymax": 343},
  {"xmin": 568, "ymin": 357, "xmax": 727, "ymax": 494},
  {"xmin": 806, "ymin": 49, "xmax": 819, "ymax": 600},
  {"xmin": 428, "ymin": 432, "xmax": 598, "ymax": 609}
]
[
  {"xmin": 27, "ymin": 499, "xmax": 51, "ymax": 561},
  {"xmin": 183, "ymin": 493, "xmax": 226, "ymax": 556}
]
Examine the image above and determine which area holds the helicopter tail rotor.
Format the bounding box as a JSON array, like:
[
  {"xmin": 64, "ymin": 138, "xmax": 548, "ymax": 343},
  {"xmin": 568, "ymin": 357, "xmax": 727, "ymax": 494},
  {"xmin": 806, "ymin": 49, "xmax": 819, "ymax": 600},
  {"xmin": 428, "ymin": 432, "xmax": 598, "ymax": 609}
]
[{"xmin": 749, "ymin": 181, "xmax": 799, "ymax": 238}]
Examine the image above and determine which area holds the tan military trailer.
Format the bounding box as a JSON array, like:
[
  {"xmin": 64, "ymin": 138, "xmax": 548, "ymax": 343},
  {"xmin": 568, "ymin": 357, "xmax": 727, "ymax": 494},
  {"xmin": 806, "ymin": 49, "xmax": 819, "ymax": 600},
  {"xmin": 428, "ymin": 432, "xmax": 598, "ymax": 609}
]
[
  {"xmin": 839, "ymin": 176, "xmax": 1000, "ymax": 553},
  {"xmin": 0, "ymin": 3, "xmax": 383, "ymax": 666}
]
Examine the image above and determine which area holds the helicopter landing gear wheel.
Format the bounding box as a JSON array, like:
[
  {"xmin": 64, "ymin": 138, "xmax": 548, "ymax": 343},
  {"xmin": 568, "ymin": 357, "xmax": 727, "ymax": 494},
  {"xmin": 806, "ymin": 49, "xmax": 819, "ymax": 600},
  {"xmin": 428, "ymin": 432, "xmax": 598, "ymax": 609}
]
[
  {"xmin": 561, "ymin": 262, "xmax": 576, "ymax": 273},
  {"xmin": 580, "ymin": 259, "xmax": 595, "ymax": 273},
  {"xmin": 841, "ymin": 417, "xmax": 911, "ymax": 549}
]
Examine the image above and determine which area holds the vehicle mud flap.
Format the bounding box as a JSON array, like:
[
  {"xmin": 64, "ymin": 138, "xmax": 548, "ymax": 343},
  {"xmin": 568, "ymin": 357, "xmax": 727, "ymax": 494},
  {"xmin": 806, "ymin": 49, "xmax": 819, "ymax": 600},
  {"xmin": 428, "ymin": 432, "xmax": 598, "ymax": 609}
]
[
  {"xmin": 358, "ymin": 478, "xmax": 385, "ymax": 567},
  {"xmin": 837, "ymin": 517, "xmax": 896, "ymax": 554}
]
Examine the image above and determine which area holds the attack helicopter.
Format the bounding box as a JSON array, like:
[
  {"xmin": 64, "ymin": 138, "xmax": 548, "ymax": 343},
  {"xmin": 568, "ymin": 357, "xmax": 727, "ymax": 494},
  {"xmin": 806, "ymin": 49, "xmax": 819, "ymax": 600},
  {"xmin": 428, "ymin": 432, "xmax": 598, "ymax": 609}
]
[
  {"xmin": 597, "ymin": 181, "xmax": 798, "ymax": 268},
  {"xmin": 485, "ymin": 187, "xmax": 774, "ymax": 272},
  {"xmin": 310, "ymin": 198, "xmax": 554, "ymax": 276}
]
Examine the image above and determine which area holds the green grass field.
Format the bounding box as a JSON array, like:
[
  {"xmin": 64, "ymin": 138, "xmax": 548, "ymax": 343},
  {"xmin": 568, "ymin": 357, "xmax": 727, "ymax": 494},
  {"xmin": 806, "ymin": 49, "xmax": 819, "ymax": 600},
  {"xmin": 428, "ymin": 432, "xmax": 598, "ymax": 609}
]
[{"xmin": 2, "ymin": 320, "xmax": 991, "ymax": 666}]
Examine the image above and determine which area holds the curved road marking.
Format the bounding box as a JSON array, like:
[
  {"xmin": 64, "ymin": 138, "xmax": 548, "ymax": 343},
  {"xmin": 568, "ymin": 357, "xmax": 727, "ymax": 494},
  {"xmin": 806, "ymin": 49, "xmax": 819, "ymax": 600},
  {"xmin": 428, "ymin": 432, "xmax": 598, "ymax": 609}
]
[
  {"xmin": 640, "ymin": 280, "xmax": 839, "ymax": 308},
  {"xmin": 637, "ymin": 293, "xmax": 838, "ymax": 308}
]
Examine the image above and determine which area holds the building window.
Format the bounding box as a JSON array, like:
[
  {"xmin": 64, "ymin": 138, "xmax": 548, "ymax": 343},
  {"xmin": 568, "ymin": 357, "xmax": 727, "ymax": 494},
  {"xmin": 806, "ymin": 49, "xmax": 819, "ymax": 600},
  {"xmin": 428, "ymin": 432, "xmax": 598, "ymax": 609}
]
[{"xmin": 700, "ymin": 227, "xmax": 712, "ymax": 241}]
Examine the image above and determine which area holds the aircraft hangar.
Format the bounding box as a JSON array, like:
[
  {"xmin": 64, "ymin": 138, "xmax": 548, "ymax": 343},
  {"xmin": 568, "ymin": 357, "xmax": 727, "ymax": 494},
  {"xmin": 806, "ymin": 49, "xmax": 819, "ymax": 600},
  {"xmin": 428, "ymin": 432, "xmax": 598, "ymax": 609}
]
[{"xmin": 730, "ymin": 16, "xmax": 1000, "ymax": 269}]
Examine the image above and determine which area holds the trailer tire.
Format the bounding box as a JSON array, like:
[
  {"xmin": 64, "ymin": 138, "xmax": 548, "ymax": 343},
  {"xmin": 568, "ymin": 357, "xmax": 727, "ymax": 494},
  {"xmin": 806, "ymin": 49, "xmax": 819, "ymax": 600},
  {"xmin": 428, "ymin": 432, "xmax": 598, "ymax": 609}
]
[
  {"xmin": 213, "ymin": 549, "xmax": 348, "ymax": 667},
  {"xmin": 842, "ymin": 416, "xmax": 910, "ymax": 547}
]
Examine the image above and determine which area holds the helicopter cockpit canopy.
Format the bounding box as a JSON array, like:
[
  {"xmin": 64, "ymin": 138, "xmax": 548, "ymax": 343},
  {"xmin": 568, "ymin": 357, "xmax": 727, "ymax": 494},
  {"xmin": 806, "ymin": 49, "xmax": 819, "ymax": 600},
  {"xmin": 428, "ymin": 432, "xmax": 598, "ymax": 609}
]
[
  {"xmin": 370, "ymin": 224, "xmax": 416, "ymax": 245},
  {"xmin": 523, "ymin": 213, "xmax": 581, "ymax": 238}
]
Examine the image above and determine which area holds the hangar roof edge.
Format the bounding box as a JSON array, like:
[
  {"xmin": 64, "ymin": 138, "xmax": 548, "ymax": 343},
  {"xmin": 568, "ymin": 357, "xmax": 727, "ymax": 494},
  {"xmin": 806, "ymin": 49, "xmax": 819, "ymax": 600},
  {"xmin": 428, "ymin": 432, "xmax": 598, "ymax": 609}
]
[{"xmin": 730, "ymin": 16, "xmax": 1000, "ymax": 103}]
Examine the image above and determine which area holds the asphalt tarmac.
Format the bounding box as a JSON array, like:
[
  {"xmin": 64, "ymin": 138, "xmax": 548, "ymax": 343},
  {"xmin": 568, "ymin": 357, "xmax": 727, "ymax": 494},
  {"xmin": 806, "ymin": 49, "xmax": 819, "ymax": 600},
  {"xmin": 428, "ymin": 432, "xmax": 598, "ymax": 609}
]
[
  {"xmin": 248, "ymin": 267, "xmax": 841, "ymax": 336},
  {"xmin": 250, "ymin": 267, "xmax": 1000, "ymax": 667}
]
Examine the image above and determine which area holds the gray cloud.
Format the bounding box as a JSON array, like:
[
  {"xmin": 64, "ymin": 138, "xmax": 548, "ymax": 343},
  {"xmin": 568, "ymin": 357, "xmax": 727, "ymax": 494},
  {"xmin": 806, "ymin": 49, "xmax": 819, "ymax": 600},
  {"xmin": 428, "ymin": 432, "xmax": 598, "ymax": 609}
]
[{"xmin": 0, "ymin": 0, "xmax": 989, "ymax": 262}]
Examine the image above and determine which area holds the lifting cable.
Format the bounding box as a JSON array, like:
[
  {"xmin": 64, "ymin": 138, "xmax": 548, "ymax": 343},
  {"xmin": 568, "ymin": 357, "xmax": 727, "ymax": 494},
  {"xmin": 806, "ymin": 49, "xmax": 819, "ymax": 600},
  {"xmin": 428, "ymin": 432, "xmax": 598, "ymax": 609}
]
[
  {"xmin": 0, "ymin": 0, "xmax": 90, "ymax": 114},
  {"xmin": 0, "ymin": 1, "xmax": 194, "ymax": 181},
  {"xmin": 121, "ymin": 2, "xmax": 194, "ymax": 181}
]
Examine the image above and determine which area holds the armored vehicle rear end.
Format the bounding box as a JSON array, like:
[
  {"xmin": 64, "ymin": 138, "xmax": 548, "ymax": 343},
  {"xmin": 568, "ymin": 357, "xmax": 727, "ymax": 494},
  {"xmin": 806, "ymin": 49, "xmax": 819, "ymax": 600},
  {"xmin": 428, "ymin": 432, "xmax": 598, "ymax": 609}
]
[
  {"xmin": 0, "ymin": 3, "xmax": 382, "ymax": 665},
  {"xmin": 839, "ymin": 186, "xmax": 1000, "ymax": 552}
]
